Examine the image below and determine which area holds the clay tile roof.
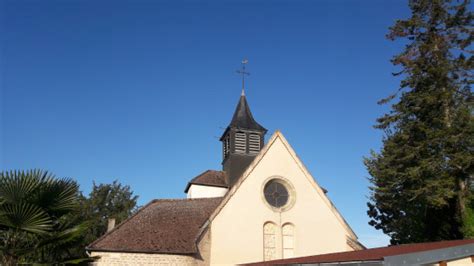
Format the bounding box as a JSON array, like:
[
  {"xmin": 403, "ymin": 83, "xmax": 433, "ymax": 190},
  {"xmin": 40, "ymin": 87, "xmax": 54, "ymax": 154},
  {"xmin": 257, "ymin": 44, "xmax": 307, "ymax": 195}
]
[
  {"xmin": 87, "ymin": 197, "xmax": 223, "ymax": 254},
  {"xmin": 184, "ymin": 170, "xmax": 229, "ymax": 193},
  {"xmin": 244, "ymin": 239, "xmax": 474, "ymax": 265}
]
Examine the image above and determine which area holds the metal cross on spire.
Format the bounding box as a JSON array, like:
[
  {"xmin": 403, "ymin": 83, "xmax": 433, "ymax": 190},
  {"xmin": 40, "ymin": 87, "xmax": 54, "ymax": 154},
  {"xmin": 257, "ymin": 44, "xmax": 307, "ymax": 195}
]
[{"xmin": 236, "ymin": 58, "xmax": 250, "ymax": 96}]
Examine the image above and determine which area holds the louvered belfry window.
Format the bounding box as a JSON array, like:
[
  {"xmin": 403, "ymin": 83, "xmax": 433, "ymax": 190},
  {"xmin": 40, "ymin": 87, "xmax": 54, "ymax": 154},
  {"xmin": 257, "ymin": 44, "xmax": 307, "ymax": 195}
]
[
  {"xmin": 249, "ymin": 134, "xmax": 261, "ymax": 154},
  {"xmin": 235, "ymin": 132, "xmax": 247, "ymax": 153},
  {"xmin": 223, "ymin": 136, "xmax": 230, "ymax": 158}
]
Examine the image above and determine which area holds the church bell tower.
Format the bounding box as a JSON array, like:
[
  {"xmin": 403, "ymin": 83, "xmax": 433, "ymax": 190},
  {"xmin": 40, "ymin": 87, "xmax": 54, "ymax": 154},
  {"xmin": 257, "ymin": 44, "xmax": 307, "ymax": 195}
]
[{"xmin": 221, "ymin": 60, "xmax": 267, "ymax": 186}]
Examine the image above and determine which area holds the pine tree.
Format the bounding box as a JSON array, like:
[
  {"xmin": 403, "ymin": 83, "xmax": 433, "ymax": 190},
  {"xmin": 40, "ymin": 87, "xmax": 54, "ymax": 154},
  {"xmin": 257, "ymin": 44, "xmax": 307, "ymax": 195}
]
[{"xmin": 366, "ymin": 0, "xmax": 473, "ymax": 244}]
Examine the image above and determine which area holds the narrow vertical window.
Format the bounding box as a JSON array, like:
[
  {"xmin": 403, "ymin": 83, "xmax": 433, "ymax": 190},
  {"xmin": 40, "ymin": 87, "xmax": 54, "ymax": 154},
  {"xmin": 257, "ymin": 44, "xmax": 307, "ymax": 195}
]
[
  {"xmin": 235, "ymin": 132, "xmax": 247, "ymax": 153},
  {"xmin": 249, "ymin": 134, "xmax": 261, "ymax": 154},
  {"xmin": 263, "ymin": 222, "xmax": 277, "ymax": 261},
  {"xmin": 282, "ymin": 223, "xmax": 295, "ymax": 259}
]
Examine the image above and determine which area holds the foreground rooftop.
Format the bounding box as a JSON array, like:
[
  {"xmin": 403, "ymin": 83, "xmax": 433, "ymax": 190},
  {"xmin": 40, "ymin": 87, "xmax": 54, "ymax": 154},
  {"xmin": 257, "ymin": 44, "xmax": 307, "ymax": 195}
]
[{"xmin": 245, "ymin": 239, "xmax": 474, "ymax": 266}]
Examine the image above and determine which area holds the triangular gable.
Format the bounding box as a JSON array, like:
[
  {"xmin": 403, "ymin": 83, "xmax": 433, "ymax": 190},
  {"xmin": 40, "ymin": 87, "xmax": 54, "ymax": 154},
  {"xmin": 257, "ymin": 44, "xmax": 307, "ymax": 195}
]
[{"xmin": 206, "ymin": 130, "xmax": 358, "ymax": 240}]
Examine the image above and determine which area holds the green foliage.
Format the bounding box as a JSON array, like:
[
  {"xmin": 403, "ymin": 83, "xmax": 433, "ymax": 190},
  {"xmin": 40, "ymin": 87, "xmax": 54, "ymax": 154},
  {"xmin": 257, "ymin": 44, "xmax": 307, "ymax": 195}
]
[
  {"xmin": 74, "ymin": 180, "xmax": 139, "ymax": 253},
  {"xmin": 0, "ymin": 170, "xmax": 90, "ymax": 265},
  {"xmin": 366, "ymin": 0, "xmax": 473, "ymax": 244},
  {"xmin": 0, "ymin": 171, "xmax": 139, "ymax": 265},
  {"xmin": 462, "ymin": 194, "xmax": 474, "ymax": 238}
]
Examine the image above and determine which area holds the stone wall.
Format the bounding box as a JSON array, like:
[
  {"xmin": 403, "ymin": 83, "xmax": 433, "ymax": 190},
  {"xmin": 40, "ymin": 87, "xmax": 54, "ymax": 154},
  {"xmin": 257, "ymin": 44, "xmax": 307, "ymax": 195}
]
[
  {"xmin": 89, "ymin": 229, "xmax": 212, "ymax": 265},
  {"xmin": 90, "ymin": 251, "xmax": 197, "ymax": 266}
]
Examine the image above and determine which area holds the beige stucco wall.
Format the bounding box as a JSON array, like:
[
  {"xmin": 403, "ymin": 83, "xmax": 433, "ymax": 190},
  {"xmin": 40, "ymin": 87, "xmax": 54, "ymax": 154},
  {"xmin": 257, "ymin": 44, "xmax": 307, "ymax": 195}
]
[
  {"xmin": 209, "ymin": 133, "xmax": 357, "ymax": 265},
  {"xmin": 446, "ymin": 257, "xmax": 474, "ymax": 265},
  {"xmin": 90, "ymin": 251, "xmax": 196, "ymax": 266},
  {"xmin": 187, "ymin": 184, "xmax": 228, "ymax": 199}
]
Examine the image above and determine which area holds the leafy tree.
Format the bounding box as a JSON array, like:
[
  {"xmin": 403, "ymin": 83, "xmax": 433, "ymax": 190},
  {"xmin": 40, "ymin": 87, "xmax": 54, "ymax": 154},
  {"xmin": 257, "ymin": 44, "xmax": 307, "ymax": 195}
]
[
  {"xmin": 0, "ymin": 171, "xmax": 139, "ymax": 263},
  {"xmin": 78, "ymin": 180, "xmax": 139, "ymax": 248},
  {"xmin": 0, "ymin": 169, "xmax": 90, "ymax": 265},
  {"xmin": 366, "ymin": 0, "xmax": 473, "ymax": 244}
]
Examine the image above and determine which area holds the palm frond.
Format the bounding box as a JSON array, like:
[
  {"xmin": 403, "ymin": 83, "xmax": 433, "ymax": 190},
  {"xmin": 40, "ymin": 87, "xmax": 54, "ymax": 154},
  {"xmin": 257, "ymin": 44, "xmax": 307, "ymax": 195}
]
[
  {"xmin": 60, "ymin": 256, "xmax": 99, "ymax": 264},
  {"xmin": 35, "ymin": 177, "xmax": 79, "ymax": 215},
  {"xmin": 0, "ymin": 170, "xmax": 42, "ymax": 204},
  {"xmin": 36, "ymin": 222, "xmax": 89, "ymax": 248},
  {"xmin": 0, "ymin": 203, "xmax": 52, "ymax": 234}
]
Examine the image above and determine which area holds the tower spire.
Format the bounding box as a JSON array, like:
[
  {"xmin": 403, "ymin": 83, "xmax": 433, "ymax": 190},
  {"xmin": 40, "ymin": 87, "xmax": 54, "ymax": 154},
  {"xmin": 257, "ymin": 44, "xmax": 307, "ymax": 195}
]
[
  {"xmin": 236, "ymin": 58, "xmax": 250, "ymax": 95},
  {"xmin": 221, "ymin": 61, "xmax": 267, "ymax": 186}
]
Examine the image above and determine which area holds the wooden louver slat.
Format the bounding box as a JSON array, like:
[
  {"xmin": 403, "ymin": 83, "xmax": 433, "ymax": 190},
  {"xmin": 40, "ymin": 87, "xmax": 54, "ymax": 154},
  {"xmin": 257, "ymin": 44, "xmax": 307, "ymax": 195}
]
[
  {"xmin": 249, "ymin": 134, "xmax": 260, "ymax": 153},
  {"xmin": 235, "ymin": 132, "xmax": 246, "ymax": 153}
]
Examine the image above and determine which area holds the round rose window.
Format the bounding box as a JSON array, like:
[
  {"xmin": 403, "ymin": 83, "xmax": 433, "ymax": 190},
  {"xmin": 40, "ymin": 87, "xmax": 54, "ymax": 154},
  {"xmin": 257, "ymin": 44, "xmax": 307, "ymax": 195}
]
[{"xmin": 263, "ymin": 179, "xmax": 289, "ymax": 208}]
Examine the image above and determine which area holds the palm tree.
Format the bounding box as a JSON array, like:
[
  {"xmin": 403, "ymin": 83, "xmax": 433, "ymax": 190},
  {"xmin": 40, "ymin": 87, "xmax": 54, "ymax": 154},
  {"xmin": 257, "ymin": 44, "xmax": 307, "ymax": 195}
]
[{"xmin": 0, "ymin": 169, "xmax": 90, "ymax": 265}]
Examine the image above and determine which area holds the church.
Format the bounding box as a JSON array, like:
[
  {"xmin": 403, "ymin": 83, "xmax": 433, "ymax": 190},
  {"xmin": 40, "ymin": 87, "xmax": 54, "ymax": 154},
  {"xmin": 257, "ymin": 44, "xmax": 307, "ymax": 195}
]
[{"xmin": 87, "ymin": 69, "xmax": 364, "ymax": 265}]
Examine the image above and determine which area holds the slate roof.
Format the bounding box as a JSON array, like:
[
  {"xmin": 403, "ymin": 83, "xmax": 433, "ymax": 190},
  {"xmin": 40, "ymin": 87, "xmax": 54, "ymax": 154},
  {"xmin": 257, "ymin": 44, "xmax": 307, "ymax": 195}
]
[
  {"xmin": 245, "ymin": 239, "xmax": 474, "ymax": 265},
  {"xmin": 87, "ymin": 197, "xmax": 223, "ymax": 254},
  {"xmin": 220, "ymin": 94, "xmax": 266, "ymax": 140},
  {"xmin": 184, "ymin": 170, "xmax": 229, "ymax": 193}
]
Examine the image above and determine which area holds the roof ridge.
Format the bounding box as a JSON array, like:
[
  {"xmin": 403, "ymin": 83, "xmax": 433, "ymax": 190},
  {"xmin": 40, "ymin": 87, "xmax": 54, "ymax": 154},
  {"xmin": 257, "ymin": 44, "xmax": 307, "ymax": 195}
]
[
  {"xmin": 151, "ymin": 197, "xmax": 224, "ymax": 202},
  {"xmin": 191, "ymin": 169, "xmax": 223, "ymax": 180},
  {"xmin": 196, "ymin": 169, "xmax": 223, "ymax": 175},
  {"xmin": 184, "ymin": 170, "xmax": 228, "ymax": 193}
]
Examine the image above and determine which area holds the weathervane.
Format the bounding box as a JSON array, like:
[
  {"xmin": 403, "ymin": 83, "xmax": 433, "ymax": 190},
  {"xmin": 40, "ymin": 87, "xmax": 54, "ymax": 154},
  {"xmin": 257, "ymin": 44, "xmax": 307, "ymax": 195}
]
[{"xmin": 236, "ymin": 58, "xmax": 250, "ymax": 95}]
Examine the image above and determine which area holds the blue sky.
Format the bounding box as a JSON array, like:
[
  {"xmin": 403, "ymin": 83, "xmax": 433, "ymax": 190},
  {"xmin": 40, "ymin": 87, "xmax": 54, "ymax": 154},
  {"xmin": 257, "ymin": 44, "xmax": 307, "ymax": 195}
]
[{"xmin": 1, "ymin": 0, "xmax": 411, "ymax": 247}]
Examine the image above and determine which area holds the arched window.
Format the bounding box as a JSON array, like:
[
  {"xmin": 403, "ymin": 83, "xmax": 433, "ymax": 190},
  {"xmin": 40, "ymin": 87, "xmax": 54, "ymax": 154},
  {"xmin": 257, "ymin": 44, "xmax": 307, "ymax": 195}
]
[
  {"xmin": 282, "ymin": 223, "xmax": 295, "ymax": 258},
  {"xmin": 263, "ymin": 222, "xmax": 277, "ymax": 261}
]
